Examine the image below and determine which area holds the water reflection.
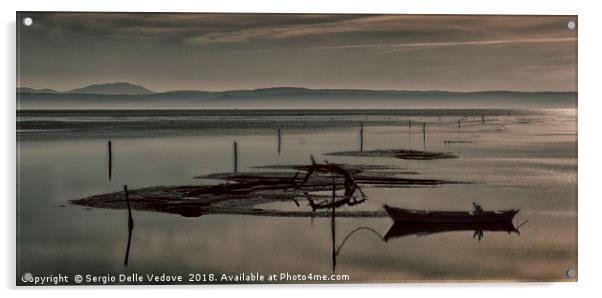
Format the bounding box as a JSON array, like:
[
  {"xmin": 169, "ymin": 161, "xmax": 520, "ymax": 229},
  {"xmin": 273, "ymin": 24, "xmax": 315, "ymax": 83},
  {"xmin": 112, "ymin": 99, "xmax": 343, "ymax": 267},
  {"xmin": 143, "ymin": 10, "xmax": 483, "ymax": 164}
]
[
  {"xmin": 18, "ymin": 110, "xmax": 576, "ymax": 281},
  {"xmin": 384, "ymin": 221, "xmax": 519, "ymax": 242},
  {"xmin": 123, "ymin": 185, "xmax": 134, "ymax": 266},
  {"xmin": 124, "ymin": 219, "xmax": 133, "ymax": 266},
  {"xmin": 117, "ymin": 161, "xmax": 524, "ymax": 272},
  {"xmin": 309, "ymin": 173, "xmax": 524, "ymax": 272},
  {"xmin": 330, "ymin": 220, "xmax": 522, "ymax": 272}
]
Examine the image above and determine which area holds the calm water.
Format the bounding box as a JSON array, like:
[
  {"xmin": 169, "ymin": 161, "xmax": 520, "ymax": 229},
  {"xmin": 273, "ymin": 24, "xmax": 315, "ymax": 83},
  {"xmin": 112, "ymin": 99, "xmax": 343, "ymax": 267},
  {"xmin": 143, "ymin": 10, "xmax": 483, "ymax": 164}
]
[{"xmin": 16, "ymin": 109, "xmax": 577, "ymax": 283}]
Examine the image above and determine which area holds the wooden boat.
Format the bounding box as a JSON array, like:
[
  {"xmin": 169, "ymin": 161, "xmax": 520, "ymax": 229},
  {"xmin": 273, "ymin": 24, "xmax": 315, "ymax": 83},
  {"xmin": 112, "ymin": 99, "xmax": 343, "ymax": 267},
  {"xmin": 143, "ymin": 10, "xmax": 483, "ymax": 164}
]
[{"xmin": 383, "ymin": 204, "xmax": 519, "ymax": 223}]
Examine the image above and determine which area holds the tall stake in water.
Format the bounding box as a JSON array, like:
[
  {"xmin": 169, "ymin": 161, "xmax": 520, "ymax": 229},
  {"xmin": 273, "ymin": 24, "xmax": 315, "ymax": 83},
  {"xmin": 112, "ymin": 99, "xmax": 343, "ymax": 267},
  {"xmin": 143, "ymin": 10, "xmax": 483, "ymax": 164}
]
[
  {"xmin": 481, "ymin": 115, "xmax": 485, "ymax": 126},
  {"xmin": 408, "ymin": 120, "xmax": 412, "ymax": 149},
  {"xmin": 277, "ymin": 129, "xmax": 281, "ymax": 155},
  {"xmin": 233, "ymin": 141, "xmax": 238, "ymax": 174},
  {"xmin": 422, "ymin": 123, "xmax": 426, "ymax": 151},
  {"xmin": 359, "ymin": 122, "xmax": 364, "ymax": 152},
  {"xmin": 124, "ymin": 185, "xmax": 134, "ymax": 229},
  {"xmin": 457, "ymin": 120, "xmax": 462, "ymax": 154},
  {"xmin": 108, "ymin": 140, "xmax": 112, "ymax": 180}
]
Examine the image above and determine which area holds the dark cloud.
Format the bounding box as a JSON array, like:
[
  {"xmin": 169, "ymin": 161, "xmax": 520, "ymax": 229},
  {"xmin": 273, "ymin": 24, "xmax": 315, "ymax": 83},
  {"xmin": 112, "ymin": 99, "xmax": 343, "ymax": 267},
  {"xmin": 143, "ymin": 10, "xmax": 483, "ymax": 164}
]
[{"xmin": 17, "ymin": 12, "xmax": 577, "ymax": 92}]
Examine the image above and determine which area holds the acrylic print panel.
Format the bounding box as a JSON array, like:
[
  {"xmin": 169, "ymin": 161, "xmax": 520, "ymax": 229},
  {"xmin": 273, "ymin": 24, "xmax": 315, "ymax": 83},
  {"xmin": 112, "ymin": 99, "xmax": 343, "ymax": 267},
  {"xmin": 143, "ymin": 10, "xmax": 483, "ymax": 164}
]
[{"xmin": 16, "ymin": 12, "xmax": 577, "ymax": 285}]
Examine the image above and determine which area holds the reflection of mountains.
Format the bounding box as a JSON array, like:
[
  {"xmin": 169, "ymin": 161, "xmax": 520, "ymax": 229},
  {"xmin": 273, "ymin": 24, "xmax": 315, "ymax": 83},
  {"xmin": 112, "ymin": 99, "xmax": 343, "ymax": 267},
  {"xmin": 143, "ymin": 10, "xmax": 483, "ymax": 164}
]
[{"xmin": 384, "ymin": 221, "xmax": 519, "ymax": 242}]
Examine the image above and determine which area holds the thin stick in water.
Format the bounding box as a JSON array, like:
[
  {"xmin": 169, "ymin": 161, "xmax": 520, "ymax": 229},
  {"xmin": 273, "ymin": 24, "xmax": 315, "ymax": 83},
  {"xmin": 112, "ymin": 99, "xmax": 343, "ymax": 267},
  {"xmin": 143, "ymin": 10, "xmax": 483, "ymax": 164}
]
[
  {"xmin": 277, "ymin": 129, "xmax": 281, "ymax": 155},
  {"xmin": 124, "ymin": 185, "xmax": 133, "ymax": 229},
  {"xmin": 408, "ymin": 120, "xmax": 412, "ymax": 149},
  {"xmin": 359, "ymin": 122, "xmax": 364, "ymax": 152},
  {"xmin": 422, "ymin": 123, "xmax": 426, "ymax": 151},
  {"xmin": 108, "ymin": 141, "xmax": 112, "ymax": 180},
  {"xmin": 233, "ymin": 141, "xmax": 238, "ymax": 174}
]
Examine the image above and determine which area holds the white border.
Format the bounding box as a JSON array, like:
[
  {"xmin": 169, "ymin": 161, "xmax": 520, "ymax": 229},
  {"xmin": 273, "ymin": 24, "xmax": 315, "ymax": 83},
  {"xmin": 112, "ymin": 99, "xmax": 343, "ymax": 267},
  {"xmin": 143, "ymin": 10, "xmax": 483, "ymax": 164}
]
[{"xmin": 2, "ymin": 0, "xmax": 601, "ymax": 297}]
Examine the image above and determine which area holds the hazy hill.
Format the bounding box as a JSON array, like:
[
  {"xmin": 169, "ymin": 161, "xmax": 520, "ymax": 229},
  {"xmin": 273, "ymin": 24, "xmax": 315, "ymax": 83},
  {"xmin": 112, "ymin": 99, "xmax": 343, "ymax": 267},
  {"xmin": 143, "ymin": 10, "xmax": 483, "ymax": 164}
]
[
  {"xmin": 17, "ymin": 87, "xmax": 59, "ymax": 94},
  {"xmin": 16, "ymin": 84, "xmax": 577, "ymax": 109},
  {"xmin": 67, "ymin": 82, "xmax": 155, "ymax": 95}
]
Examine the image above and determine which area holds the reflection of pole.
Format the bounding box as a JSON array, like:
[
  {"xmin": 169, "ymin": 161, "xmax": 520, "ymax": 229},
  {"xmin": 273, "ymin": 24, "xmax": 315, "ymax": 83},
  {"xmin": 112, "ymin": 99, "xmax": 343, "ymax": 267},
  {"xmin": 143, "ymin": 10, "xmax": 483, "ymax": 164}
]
[
  {"xmin": 233, "ymin": 142, "xmax": 238, "ymax": 174},
  {"xmin": 123, "ymin": 185, "xmax": 134, "ymax": 266},
  {"xmin": 331, "ymin": 177, "xmax": 336, "ymax": 272},
  {"xmin": 124, "ymin": 220, "xmax": 133, "ymax": 266},
  {"xmin": 277, "ymin": 129, "xmax": 281, "ymax": 155},
  {"xmin": 359, "ymin": 122, "xmax": 364, "ymax": 152},
  {"xmin": 108, "ymin": 141, "xmax": 112, "ymax": 180},
  {"xmin": 123, "ymin": 228, "xmax": 133, "ymax": 266}
]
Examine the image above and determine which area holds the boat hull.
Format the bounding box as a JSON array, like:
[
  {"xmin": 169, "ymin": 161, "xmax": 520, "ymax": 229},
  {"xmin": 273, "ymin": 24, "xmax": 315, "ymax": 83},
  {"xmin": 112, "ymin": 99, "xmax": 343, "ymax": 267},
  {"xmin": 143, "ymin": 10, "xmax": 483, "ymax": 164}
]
[{"xmin": 384, "ymin": 204, "xmax": 518, "ymax": 223}]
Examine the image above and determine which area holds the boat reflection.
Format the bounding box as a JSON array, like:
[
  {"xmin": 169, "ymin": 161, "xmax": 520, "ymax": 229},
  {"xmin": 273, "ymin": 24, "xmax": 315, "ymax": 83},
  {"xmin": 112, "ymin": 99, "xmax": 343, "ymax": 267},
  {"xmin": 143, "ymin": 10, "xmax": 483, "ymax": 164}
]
[
  {"xmin": 329, "ymin": 221, "xmax": 521, "ymax": 272},
  {"xmin": 383, "ymin": 221, "xmax": 519, "ymax": 242}
]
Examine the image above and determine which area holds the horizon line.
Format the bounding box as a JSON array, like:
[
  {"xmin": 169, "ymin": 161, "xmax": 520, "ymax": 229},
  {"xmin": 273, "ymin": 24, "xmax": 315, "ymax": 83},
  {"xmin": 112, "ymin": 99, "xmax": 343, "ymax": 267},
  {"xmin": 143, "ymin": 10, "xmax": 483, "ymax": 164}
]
[{"xmin": 17, "ymin": 84, "xmax": 577, "ymax": 94}]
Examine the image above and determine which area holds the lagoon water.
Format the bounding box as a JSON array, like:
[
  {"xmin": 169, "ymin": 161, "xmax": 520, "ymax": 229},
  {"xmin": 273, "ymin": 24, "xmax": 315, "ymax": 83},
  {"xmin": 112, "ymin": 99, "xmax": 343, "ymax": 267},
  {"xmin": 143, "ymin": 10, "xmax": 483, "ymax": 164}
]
[{"xmin": 16, "ymin": 109, "xmax": 577, "ymax": 283}]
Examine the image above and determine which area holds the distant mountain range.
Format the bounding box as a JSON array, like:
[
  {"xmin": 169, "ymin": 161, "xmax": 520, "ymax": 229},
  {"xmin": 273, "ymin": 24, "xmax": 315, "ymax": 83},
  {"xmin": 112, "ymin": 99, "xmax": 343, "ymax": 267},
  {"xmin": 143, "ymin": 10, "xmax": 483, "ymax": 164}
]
[
  {"xmin": 17, "ymin": 87, "xmax": 60, "ymax": 94},
  {"xmin": 18, "ymin": 82, "xmax": 154, "ymax": 95},
  {"xmin": 67, "ymin": 82, "xmax": 155, "ymax": 95},
  {"xmin": 17, "ymin": 82, "xmax": 577, "ymax": 109}
]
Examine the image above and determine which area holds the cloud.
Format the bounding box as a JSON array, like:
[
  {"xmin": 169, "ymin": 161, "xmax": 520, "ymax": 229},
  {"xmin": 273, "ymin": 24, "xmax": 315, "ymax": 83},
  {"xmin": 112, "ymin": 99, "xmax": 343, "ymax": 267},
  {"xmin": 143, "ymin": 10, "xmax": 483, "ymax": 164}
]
[
  {"xmin": 307, "ymin": 37, "xmax": 576, "ymax": 54},
  {"xmin": 27, "ymin": 12, "xmax": 366, "ymax": 43},
  {"xmin": 183, "ymin": 14, "xmax": 576, "ymax": 46},
  {"xmin": 25, "ymin": 13, "xmax": 576, "ymax": 47}
]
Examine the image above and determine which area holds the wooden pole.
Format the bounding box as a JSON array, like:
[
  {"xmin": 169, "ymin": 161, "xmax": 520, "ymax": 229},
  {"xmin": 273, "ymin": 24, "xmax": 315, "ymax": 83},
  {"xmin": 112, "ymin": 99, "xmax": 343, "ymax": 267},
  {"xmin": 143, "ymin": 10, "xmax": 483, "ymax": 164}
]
[
  {"xmin": 277, "ymin": 129, "xmax": 281, "ymax": 155},
  {"xmin": 458, "ymin": 120, "xmax": 462, "ymax": 140},
  {"xmin": 457, "ymin": 120, "xmax": 462, "ymax": 154},
  {"xmin": 481, "ymin": 115, "xmax": 485, "ymax": 126},
  {"xmin": 408, "ymin": 120, "xmax": 412, "ymax": 149},
  {"xmin": 233, "ymin": 142, "xmax": 238, "ymax": 174},
  {"xmin": 108, "ymin": 141, "xmax": 112, "ymax": 180},
  {"xmin": 124, "ymin": 185, "xmax": 133, "ymax": 229},
  {"xmin": 422, "ymin": 123, "xmax": 426, "ymax": 151},
  {"xmin": 359, "ymin": 122, "xmax": 364, "ymax": 152}
]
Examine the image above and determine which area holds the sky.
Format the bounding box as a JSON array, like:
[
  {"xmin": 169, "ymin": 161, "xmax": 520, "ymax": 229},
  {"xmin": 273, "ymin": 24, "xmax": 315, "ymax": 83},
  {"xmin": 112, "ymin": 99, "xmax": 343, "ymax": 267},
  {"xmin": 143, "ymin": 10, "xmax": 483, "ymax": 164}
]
[{"xmin": 17, "ymin": 13, "xmax": 577, "ymax": 92}]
